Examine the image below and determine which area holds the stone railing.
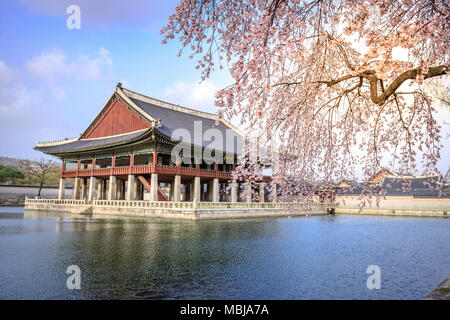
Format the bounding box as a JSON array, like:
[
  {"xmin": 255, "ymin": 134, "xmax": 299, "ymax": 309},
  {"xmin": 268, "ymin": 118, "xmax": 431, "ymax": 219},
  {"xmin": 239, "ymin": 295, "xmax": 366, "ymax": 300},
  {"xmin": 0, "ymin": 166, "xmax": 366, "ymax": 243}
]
[
  {"xmin": 92, "ymin": 200, "xmax": 330, "ymax": 210},
  {"xmin": 25, "ymin": 198, "xmax": 87, "ymax": 205},
  {"xmin": 93, "ymin": 200, "xmax": 196, "ymax": 209}
]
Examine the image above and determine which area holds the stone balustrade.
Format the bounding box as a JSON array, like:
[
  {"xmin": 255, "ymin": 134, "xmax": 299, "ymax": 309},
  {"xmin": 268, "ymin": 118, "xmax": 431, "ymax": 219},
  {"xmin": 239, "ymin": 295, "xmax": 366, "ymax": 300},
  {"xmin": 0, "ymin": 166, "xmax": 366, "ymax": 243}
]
[
  {"xmin": 91, "ymin": 199, "xmax": 330, "ymax": 210},
  {"xmin": 25, "ymin": 197, "xmax": 87, "ymax": 205},
  {"xmin": 24, "ymin": 198, "xmax": 331, "ymax": 219}
]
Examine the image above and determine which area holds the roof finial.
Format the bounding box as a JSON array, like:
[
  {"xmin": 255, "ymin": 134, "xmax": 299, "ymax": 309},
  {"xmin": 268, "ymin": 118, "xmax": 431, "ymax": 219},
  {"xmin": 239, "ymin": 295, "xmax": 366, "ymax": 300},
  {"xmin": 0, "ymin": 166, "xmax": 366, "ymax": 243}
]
[{"xmin": 117, "ymin": 82, "xmax": 123, "ymax": 89}]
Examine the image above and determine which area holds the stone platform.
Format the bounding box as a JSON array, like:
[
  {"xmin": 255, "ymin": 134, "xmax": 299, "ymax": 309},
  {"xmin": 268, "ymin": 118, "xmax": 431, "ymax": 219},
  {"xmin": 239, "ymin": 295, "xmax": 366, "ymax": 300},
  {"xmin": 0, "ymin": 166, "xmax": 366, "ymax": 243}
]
[{"xmin": 24, "ymin": 198, "xmax": 330, "ymax": 220}]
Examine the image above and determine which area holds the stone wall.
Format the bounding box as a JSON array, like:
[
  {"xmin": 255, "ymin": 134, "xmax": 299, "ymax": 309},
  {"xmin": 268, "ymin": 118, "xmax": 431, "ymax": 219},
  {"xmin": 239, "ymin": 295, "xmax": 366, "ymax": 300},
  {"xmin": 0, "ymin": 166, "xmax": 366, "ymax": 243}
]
[
  {"xmin": 335, "ymin": 196, "xmax": 450, "ymax": 217},
  {"xmin": 24, "ymin": 199, "xmax": 329, "ymax": 220},
  {"xmin": 0, "ymin": 185, "xmax": 73, "ymax": 206}
]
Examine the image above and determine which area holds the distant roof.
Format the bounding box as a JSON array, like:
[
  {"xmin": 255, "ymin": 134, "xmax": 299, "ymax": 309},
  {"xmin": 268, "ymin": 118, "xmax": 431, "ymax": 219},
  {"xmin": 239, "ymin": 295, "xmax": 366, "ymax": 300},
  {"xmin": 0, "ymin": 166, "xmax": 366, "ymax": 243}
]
[
  {"xmin": 337, "ymin": 174, "xmax": 448, "ymax": 196},
  {"xmin": 34, "ymin": 84, "xmax": 245, "ymax": 156}
]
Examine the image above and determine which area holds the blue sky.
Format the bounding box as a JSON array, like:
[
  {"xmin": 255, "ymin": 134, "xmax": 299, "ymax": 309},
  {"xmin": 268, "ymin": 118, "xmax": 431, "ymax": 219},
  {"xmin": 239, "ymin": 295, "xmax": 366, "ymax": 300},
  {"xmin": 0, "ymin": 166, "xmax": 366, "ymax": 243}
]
[
  {"xmin": 0, "ymin": 0, "xmax": 232, "ymax": 160},
  {"xmin": 0, "ymin": 0, "xmax": 448, "ymax": 175}
]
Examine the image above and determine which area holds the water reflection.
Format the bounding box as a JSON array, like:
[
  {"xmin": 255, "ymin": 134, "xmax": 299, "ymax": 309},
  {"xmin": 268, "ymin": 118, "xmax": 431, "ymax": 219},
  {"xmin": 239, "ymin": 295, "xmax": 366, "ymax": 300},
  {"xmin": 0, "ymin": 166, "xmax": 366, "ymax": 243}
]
[{"xmin": 0, "ymin": 207, "xmax": 448, "ymax": 299}]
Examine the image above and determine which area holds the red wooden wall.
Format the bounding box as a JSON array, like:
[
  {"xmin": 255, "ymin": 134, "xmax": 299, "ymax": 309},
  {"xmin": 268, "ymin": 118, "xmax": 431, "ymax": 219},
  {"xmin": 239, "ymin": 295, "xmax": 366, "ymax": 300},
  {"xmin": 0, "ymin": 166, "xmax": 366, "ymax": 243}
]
[{"xmin": 84, "ymin": 98, "xmax": 150, "ymax": 139}]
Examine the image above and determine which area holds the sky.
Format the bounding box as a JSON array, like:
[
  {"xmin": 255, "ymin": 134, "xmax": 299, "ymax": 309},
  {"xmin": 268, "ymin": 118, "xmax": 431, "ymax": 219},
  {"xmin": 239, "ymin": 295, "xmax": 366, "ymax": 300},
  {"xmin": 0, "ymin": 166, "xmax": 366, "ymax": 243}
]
[
  {"xmin": 0, "ymin": 0, "xmax": 232, "ymax": 160},
  {"xmin": 0, "ymin": 0, "xmax": 448, "ymax": 175}
]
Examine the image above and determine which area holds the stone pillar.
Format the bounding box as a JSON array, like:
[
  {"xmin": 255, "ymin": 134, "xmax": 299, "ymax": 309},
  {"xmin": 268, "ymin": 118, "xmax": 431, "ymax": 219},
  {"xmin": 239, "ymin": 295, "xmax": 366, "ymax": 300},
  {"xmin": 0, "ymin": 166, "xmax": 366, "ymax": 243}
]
[
  {"xmin": 126, "ymin": 174, "xmax": 134, "ymax": 201},
  {"xmin": 133, "ymin": 176, "xmax": 139, "ymax": 200},
  {"xmin": 193, "ymin": 177, "xmax": 201, "ymax": 202},
  {"xmin": 206, "ymin": 181, "xmax": 213, "ymax": 201},
  {"xmin": 150, "ymin": 173, "xmax": 158, "ymax": 201},
  {"xmin": 212, "ymin": 178, "xmax": 219, "ymax": 202},
  {"xmin": 181, "ymin": 184, "xmax": 187, "ymax": 201},
  {"xmin": 108, "ymin": 176, "xmax": 116, "ymax": 200},
  {"xmin": 138, "ymin": 182, "xmax": 144, "ymax": 200},
  {"xmin": 116, "ymin": 179, "xmax": 124, "ymax": 200},
  {"xmin": 173, "ymin": 175, "xmax": 181, "ymax": 202},
  {"xmin": 246, "ymin": 182, "xmax": 252, "ymax": 203},
  {"xmin": 168, "ymin": 182, "xmax": 173, "ymax": 201},
  {"xmin": 231, "ymin": 180, "xmax": 238, "ymax": 202},
  {"xmin": 188, "ymin": 182, "xmax": 194, "ymax": 201},
  {"xmin": 80, "ymin": 178, "xmax": 87, "ymax": 200},
  {"xmin": 271, "ymin": 182, "xmax": 277, "ymax": 203},
  {"xmin": 58, "ymin": 178, "xmax": 65, "ymax": 200},
  {"xmin": 96, "ymin": 180, "xmax": 102, "ymax": 200},
  {"xmin": 101, "ymin": 179, "xmax": 107, "ymax": 200},
  {"xmin": 259, "ymin": 182, "xmax": 265, "ymax": 203},
  {"xmin": 73, "ymin": 177, "xmax": 80, "ymax": 199},
  {"xmin": 88, "ymin": 177, "xmax": 96, "ymax": 201}
]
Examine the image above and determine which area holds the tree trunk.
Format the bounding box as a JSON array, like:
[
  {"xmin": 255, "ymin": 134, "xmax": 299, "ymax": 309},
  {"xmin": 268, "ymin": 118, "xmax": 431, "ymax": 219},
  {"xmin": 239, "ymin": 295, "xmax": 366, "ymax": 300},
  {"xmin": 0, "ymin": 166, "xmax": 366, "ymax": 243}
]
[{"xmin": 37, "ymin": 182, "xmax": 43, "ymax": 197}]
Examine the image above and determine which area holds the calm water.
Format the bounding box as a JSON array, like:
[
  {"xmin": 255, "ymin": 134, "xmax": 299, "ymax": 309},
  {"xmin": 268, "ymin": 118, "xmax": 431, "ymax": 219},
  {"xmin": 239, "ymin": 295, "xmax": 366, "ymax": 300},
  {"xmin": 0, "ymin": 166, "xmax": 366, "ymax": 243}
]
[{"xmin": 0, "ymin": 206, "xmax": 449, "ymax": 300}]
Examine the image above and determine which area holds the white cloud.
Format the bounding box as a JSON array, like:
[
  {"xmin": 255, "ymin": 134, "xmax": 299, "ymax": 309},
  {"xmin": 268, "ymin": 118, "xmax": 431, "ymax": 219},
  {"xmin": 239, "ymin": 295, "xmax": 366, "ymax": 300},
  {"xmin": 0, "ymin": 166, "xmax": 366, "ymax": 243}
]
[
  {"xmin": 0, "ymin": 60, "xmax": 45, "ymax": 129},
  {"xmin": 162, "ymin": 80, "xmax": 219, "ymax": 112},
  {"xmin": 26, "ymin": 47, "xmax": 113, "ymax": 81}
]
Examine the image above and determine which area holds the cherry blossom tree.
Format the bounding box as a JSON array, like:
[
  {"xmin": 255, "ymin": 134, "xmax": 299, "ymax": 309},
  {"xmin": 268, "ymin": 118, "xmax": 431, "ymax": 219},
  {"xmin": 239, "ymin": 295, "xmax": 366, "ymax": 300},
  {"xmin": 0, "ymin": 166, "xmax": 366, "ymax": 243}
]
[{"xmin": 162, "ymin": 0, "xmax": 449, "ymax": 201}]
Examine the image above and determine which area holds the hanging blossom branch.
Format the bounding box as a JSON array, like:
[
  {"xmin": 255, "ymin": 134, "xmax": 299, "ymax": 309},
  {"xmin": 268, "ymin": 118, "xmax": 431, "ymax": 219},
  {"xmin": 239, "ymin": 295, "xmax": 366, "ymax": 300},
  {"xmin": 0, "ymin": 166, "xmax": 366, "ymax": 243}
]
[{"xmin": 162, "ymin": 0, "xmax": 449, "ymax": 201}]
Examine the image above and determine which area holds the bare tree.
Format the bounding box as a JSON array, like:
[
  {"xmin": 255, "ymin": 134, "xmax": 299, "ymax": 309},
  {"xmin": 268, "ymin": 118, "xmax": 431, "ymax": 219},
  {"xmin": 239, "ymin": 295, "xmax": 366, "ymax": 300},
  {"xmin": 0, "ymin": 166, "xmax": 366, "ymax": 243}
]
[{"xmin": 20, "ymin": 158, "xmax": 59, "ymax": 197}]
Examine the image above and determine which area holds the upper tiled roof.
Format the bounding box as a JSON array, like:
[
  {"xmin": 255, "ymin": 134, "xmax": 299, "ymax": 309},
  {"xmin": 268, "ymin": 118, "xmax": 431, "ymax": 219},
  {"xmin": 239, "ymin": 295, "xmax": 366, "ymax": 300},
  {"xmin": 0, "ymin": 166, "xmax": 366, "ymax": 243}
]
[
  {"xmin": 34, "ymin": 84, "xmax": 245, "ymax": 155},
  {"xmin": 122, "ymin": 88, "xmax": 244, "ymax": 153}
]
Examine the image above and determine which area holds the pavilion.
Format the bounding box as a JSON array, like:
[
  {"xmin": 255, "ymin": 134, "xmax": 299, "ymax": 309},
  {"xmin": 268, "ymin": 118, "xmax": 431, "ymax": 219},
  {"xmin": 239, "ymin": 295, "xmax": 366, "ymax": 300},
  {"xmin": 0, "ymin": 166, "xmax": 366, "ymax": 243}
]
[{"xmin": 34, "ymin": 83, "xmax": 274, "ymax": 204}]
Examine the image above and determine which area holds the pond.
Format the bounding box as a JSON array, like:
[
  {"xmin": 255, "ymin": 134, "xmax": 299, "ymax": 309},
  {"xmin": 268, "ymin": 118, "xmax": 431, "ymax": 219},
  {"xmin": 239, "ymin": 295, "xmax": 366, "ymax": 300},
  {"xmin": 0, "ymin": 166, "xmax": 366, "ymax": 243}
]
[{"xmin": 0, "ymin": 206, "xmax": 448, "ymax": 299}]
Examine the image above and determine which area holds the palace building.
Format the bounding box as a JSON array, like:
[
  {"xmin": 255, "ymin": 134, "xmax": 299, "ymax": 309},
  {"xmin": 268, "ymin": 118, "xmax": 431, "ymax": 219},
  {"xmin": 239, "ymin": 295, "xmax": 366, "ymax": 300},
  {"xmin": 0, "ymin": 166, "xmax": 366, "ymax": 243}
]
[{"xmin": 34, "ymin": 83, "xmax": 273, "ymax": 204}]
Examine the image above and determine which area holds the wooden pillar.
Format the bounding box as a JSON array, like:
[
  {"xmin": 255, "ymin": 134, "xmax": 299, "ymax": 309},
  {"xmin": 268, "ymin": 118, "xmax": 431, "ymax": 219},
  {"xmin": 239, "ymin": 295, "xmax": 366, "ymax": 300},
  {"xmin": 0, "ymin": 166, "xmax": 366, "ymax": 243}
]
[
  {"xmin": 91, "ymin": 157, "xmax": 95, "ymax": 176},
  {"xmin": 60, "ymin": 160, "xmax": 65, "ymax": 178},
  {"xmin": 152, "ymin": 151, "xmax": 157, "ymax": 170},
  {"xmin": 129, "ymin": 153, "xmax": 134, "ymax": 174},
  {"xmin": 76, "ymin": 159, "xmax": 80, "ymax": 177},
  {"xmin": 111, "ymin": 155, "xmax": 115, "ymax": 175}
]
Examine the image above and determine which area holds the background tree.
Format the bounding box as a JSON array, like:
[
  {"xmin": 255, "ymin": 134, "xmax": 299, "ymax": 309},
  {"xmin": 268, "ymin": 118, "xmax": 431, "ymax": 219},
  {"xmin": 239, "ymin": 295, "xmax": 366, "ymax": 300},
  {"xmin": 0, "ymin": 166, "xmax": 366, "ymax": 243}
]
[
  {"xmin": 0, "ymin": 164, "xmax": 25, "ymax": 185},
  {"xmin": 19, "ymin": 158, "xmax": 60, "ymax": 196},
  {"xmin": 162, "ymin": 0, "xmax": 449, "ymax": 200}
]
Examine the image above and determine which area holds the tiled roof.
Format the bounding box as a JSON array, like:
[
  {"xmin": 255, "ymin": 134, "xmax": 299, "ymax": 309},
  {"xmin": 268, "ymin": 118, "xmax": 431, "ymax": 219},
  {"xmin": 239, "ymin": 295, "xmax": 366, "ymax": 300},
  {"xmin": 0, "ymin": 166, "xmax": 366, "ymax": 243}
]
[
  {"xmin": 34, "ymin": 129, "xmax": 148, "ymax": 153},
  {"xmin": 123, "ymin": 88, "xmax": 244, "ymax": 153},
  {"xmin": 34, "ymin": 85, "xmax": 245, "ymax": 155}
]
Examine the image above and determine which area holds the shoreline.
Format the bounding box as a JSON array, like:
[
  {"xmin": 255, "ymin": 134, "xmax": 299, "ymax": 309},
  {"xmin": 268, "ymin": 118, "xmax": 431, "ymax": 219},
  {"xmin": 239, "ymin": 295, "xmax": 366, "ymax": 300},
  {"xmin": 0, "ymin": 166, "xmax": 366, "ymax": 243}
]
[{"xmin": 425, "ymin": 276, "xmax": 450, "ymax": 300}]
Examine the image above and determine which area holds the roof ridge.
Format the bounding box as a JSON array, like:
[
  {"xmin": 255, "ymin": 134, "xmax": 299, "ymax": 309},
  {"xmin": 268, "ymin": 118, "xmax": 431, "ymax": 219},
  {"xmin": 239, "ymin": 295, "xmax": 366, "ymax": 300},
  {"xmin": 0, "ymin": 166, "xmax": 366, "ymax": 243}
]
[
  {"xmin": 36, "ymin": 136, "xmax": 81, "ymax": 147},
  {"xmin": 79, "ymin": 128, "xmax": 149, "ymax": 141},
  {"xmin": 121, "ymin": 87, "xmax": 218, "ymax": 120}
]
